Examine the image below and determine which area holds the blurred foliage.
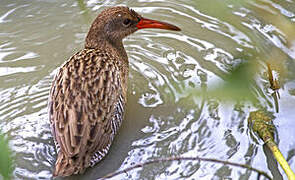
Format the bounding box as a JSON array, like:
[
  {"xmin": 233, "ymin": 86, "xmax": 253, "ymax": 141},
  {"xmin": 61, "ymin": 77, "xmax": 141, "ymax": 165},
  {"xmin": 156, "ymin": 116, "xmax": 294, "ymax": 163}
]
[
  {"xmin": 193, "ymin": 0, "xmax": 295, "ymax": 82},
  {"xmin": 193, "ymin": 0, "xmax": 295, "ymax": 177},
  {"xmin": 0, "ymin": 133, "xmax": 13, "ymax": 180},
  {"xmin": 249, "ymin": 0, "xmax": 295, "ymax": 47},
  {"xmin": 77, "ymin": 0, "xmax": 91, "ymax": 23},
  {"xmin": 187, "ymin": 60, "xmax": 259, "ymax": 102},
  {"xmin": 207, "ymin": 62, "xmax": 257, "ymax": 101},
  {"xmin": 224, "ymin": 0, "xmax": 295, "ymax": 47},
  {"xmin": 188, "ymin": 0, "xmax": 295, "ymax": 105}
]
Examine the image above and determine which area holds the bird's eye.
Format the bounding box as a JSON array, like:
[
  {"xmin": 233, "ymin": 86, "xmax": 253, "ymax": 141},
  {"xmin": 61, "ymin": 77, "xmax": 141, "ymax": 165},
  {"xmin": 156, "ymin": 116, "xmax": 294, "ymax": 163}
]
[{"xmin": 123, "ymin": 18, "xmax": 131, "ymax": 26}]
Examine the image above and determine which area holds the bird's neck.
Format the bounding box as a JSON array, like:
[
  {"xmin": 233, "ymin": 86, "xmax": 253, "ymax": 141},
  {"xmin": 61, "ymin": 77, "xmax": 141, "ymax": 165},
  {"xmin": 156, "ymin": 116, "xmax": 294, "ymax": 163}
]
[{"xmin": 85, "ymin": 31, "xmax": 128, "ymax": 62}]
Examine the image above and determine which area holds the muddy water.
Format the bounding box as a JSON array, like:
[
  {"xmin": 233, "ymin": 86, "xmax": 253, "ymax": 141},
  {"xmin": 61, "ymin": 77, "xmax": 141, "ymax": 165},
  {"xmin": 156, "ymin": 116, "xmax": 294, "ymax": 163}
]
[{"xmin": 0, "ymin": 0, "xmax": 295, "ymax": 179}]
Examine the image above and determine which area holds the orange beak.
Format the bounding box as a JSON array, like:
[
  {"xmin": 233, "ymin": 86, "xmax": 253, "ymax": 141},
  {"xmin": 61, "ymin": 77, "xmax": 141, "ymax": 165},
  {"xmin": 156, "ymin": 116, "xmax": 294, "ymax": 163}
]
[{"xmin": 136, "ymin": 18, "xmax": 181, "ymax": 31}]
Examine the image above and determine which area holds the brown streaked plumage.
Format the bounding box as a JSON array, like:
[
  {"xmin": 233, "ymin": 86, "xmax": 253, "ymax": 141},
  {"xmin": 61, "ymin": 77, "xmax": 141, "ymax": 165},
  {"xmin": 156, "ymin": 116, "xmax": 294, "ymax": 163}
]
[{"xmin": 49, "ymin": 6, "xmax": 180, "ymax": 177}]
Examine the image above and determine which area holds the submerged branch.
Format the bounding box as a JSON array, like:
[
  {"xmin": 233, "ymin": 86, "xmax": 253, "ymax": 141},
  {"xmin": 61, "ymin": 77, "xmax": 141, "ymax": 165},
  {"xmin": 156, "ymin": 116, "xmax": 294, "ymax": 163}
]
[{"xmin": 98, "ymin": 156, "xmax": 272, "ymax": 180}]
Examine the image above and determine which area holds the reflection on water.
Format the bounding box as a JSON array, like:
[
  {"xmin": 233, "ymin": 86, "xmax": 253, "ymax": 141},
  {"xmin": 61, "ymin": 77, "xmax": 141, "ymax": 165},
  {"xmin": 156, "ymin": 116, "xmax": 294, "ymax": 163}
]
[{"xmin": 0, "ymin": 0, "xmax": 294, "ymax": 179}]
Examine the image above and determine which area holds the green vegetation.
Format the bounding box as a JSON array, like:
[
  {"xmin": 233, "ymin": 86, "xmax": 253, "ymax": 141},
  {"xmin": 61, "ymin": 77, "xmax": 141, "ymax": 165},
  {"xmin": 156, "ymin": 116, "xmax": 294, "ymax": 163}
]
[
  {"xmin": 248, "ymin": 110, "xmax": 295, "ymax": 180},
  {"xmin": 0, "ymin": 133, "xmax": 13, "ymax": 180}
]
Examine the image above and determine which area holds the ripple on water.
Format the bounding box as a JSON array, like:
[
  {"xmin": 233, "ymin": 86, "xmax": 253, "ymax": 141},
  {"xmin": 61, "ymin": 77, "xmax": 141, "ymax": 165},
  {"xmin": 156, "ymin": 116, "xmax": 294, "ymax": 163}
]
[
  {"xmin": 0, "ymin": 73, "xmax": 54, "ymax": 179},
  {"xmin": 0, "ymin": 0, "xmax": 295, "ymax": 179},
  {"xmin": 10, "ymin": 108, "xmax": 55, "ymax": 179}
]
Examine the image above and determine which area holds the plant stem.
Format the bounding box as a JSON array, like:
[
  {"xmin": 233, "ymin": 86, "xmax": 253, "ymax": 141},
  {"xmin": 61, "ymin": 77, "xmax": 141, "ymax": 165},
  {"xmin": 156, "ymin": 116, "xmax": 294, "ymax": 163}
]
[
  {"xmin": 266, "ymin": 141, "xmax": 295, "ymax": 180},
  {"xmin": 98, "ymin": 156, "xmax": 272, "ymax": 180}
]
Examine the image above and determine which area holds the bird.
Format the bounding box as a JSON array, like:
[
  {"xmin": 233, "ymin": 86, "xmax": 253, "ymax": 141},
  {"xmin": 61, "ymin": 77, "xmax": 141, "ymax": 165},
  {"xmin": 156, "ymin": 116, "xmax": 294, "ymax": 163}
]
[{"xmin": 48, "ymin": 6, "xmax": 180, "ymax": 177}]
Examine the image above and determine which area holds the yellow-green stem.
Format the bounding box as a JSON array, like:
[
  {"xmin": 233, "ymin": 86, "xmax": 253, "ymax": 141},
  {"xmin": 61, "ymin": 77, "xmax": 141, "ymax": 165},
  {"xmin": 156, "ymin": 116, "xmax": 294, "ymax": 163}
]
[{"xmin": 266, "ymin": 140, "xmax": 295, "ymax": 180}]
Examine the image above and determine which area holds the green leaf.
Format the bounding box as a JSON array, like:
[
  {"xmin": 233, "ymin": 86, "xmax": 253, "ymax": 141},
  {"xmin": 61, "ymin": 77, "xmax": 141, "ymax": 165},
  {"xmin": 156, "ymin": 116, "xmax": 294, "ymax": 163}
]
[{"xmin": 0, "ymin": 133, "xmax": 13, "ymax": 180}]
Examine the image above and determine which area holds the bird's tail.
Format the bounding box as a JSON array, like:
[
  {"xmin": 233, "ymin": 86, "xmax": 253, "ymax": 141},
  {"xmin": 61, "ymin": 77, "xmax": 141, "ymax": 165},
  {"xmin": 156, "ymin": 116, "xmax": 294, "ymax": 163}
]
[{"xmin": 53, "ymin": 151, "xmax": 88, "ymax": 177}]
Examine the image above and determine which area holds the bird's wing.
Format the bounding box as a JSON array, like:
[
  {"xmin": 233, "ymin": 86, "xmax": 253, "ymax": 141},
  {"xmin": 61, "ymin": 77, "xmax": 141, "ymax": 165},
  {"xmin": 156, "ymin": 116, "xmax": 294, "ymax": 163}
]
[{"xmin": 49, "ymin": 49, "xmax": 122, "ymax": 159}]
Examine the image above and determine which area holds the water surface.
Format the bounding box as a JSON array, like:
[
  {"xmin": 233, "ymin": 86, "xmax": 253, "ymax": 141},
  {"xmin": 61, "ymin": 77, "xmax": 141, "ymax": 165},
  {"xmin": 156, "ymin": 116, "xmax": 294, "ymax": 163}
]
[{"xmin": 0, "ymin": 0, "xmax": 295, "ymax": 179}]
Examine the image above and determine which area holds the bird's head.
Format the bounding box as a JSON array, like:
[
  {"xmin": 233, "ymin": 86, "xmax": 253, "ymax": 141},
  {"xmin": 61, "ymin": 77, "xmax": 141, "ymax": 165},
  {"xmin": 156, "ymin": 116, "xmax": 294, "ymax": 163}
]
[{"xmin": 85, "ymin": 6, "xmax": 180, "ymax": 48}]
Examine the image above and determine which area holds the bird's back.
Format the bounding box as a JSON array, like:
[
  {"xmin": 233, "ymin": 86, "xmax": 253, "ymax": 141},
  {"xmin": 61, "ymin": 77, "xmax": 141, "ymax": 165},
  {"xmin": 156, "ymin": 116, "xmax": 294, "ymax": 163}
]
[{"xmin": 49, "ymin": 48, "xmax": 127, "ymax": 176}]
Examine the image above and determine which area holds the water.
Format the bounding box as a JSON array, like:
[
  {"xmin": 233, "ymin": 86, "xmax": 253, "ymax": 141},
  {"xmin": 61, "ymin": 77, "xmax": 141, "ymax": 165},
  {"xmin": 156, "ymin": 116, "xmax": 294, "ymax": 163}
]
[{"xmin": 0, "ymin": 0, "xmax": 295, "ymax": 179}]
